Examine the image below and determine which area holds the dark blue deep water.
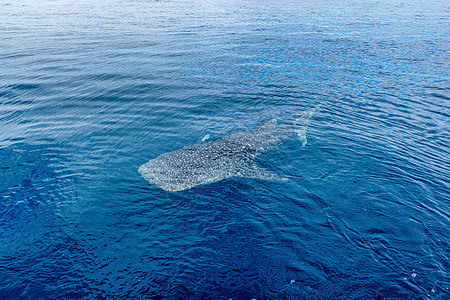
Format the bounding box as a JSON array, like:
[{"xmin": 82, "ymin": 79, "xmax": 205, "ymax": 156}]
[{"xmin": 1, "ymin": 0, "xmax": 449, "ymax": 298}]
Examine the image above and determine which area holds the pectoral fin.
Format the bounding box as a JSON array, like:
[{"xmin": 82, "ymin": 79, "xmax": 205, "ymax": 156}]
[
  {"xmin": 235, "ymin": 162, "xmax": 288, "ymax": 182},
  {"xmin": 196, "ymin": 134, "xmax": 211, "ymax": 144}
]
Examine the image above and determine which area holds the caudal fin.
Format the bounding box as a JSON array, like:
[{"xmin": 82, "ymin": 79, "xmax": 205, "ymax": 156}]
[{"xmin": 294, "ymin": 103, "xmax": 322, "ymax": 146}]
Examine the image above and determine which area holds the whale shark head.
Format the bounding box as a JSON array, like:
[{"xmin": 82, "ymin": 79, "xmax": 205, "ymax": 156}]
[
  {"xmin": 138, "ymin": 157, "xmax": 193, "ymax": 192},
  {"xmin": 138, "ymin": 148, "xmax": 225, "ymax": 192}
]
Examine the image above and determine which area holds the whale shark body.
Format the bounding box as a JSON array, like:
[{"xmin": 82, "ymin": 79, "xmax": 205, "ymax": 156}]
[{"xmin": 139, "ymin": 105, "xmax": 320, "ymax": 191}]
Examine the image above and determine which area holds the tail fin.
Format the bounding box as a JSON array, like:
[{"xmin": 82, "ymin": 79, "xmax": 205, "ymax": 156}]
[{"xmin": 294, "ymin": 103, "xmax": 322, "ymax": 147}]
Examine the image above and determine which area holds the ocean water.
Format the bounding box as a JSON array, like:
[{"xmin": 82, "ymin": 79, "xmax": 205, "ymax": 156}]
[{"xmin": 1, "ymin": 0, "xmax": 449, "ymax": 298}]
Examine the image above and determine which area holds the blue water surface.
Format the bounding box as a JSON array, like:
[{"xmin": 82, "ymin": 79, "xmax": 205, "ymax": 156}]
[{"xmin": 1, "ymin": 0, "xmax": 449, "ymax": 298}]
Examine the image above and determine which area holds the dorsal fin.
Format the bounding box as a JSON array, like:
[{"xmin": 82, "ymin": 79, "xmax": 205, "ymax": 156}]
[{"xmin": 258, "ymin": 119, "xmax": 277, "ymax": 130}]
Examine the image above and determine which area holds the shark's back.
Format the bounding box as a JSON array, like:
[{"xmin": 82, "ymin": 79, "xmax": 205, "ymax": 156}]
[{"xmin": 221, "ymin": 119, "xmax": 293, "ymax": 156}]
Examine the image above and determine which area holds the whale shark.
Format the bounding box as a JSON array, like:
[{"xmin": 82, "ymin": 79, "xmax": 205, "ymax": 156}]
[{"xmin": 139, "ymin": 105, "xmax": 320, "ymax": 191}]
